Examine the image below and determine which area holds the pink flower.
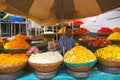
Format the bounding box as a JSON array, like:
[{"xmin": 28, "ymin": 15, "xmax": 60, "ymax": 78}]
[{"xmin": 26, "ymin": 46, "xmax": 39, "ymax": 54}]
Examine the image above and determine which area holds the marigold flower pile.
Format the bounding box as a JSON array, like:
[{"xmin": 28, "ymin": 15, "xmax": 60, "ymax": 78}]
[
  {"xmin": 4, "ymin": 39, "xmax": 30, "ymax": 49},
  {"xmin": 0, "ymin": 53, "xmax": 28, "ymax": 66}
]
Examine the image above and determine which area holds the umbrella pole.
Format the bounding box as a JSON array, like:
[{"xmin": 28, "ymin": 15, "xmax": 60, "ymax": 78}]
[
  {"xmin": 0, "ymin": 20, "xmax": 1, "ymax": 37},
  {"xmin": 61, "ymin": 0, "xmax": 65, "ymax": 55},
  {"xmin": 56, "ymin": 27, "xmax": 58, "ymax": 41}
]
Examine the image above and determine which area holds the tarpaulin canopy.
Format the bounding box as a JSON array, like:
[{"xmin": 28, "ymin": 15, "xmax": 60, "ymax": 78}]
[{"xmin": 0, "ymin": 0, "xmax": 120, "ymax": 26}]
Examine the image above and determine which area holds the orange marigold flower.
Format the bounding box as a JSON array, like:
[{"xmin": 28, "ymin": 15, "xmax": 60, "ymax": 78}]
[
  {"xmin": 0, "ymin": 53, "xmax": 28, "ymax": 66},
  {"xmin": 4, "ymin": 39, "xmax": 30, "ymax": 49}
]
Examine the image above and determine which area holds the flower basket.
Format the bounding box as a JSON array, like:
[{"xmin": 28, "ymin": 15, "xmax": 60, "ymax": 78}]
[
  {"xmin": 4, "ymin": 48, "xmax": 28, "ymax": 53},
  {"xmin": 78, "ymin": 40, "xmax": 90, "ymax": 46},
  {"xmin": 87, "ymin": 45, "xmax": 105, "ymax": 51},
  {"xmin": 97, "ymin": 64, "xmax": 120, "ymax": 74},
  {"xmin": 64, "ymin": 60, "xmax": 97, "ymax": 72},
  {"xmin": 0, "ymin": 62, "xmax": 27, "ymax": 74},
  {"xmin": 42, "ymin": 33, "xmax": 56, "ymax": 39},
  {"xmin": 29, "ymin": 61, "xmax": 62, "ymax": 72},
  {"xmin": 73, "ymin": 33, "xmax": 88, "ymax": 41},
  {"xmin": 97, "ymin": 32, "xmax": 112, "ymax": 37},
  {"xmin": 98, "ymin": 57, "xmax": 120, "ymax": 67},
  {"xmin": 25, "ymin": 39, "xmax": 32, "ymax": 44},
  {"xmin": 110, "ymin": 40, "xmax": 120, "ymax": 44}
]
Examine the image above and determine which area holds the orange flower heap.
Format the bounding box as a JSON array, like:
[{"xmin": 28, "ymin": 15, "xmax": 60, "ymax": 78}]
[
  {"xmin": 14, "ymin": 34, "xmax": 31, "ymax": 40},
  {"xmin": 0, "ymin": 53, "xmax": 28, "ymax": 66},
  {"xmin": 112, "ymin": 27, "xmax": 120, "ymax": 32},
  {"xmin": 0, "ymin": 38, "xmax": 3, "ymax": 43},
  {"xmin": 4, "ymin": 39, "xmax": 30, "ymax": 49}
]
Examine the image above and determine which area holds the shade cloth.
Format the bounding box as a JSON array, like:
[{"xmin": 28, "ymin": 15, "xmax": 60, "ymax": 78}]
[{"xmin": 0, "ymin": 0, "xmax": 120, "ymax": 26}]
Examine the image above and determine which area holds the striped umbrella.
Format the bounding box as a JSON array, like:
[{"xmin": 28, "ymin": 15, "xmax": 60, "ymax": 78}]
[
  {"xmin": 2, "ymin": 14, "xmax": 25, "ymax": 22},
  {"xmin": 0, "ymin": 0, "xmax": 120, "ymax": 26}
]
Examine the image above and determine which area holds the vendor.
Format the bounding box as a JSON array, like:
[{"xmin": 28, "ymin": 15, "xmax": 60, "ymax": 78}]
[{"xmin": 59, "ymin": 26, "xmax": 75, "ymax": 55}]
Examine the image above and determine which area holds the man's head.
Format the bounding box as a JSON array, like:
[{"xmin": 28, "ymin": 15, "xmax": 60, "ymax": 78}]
[{"xmin": 65, "ymin": 26, "xmax": 72, "ymax": 37}]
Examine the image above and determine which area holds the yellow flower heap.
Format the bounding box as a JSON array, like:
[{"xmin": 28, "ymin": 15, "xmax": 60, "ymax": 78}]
[
  {"xmin": 95, "ymin": 45, "xmax": 120, "ymax": 60},
  {"xmin": 64, "ymin": 45, "xmax": 96, "ymax": 64},
  {"xmin": 4, "ymin": 39, "xmax": 30, "ymax": 49},
  {"xmin": 58, "ymin": 27, "xmax": 66, "ymax": 34},
  {"xmin": 107, "ymin": 32, "xmax": 120, "ymax": 40}
]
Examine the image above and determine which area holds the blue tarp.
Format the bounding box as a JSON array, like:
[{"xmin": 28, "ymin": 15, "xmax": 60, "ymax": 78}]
[
  {"xmin": 9, "ymin": 16, "xmax": 25, "ymax": 22},
  {"xmin": 17, "ymin": 68, "xmax": 120, "ymax": 80}
]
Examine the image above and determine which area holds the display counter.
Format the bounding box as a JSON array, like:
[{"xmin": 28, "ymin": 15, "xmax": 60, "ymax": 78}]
[{"xmin": 17, "ymin": 68, "xmax": 120, "ymax": 80}]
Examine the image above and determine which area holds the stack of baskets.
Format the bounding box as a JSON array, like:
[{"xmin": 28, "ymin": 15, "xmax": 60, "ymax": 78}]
[
  {"xmin": 0, "ymin": 62, "xmax": 26, "ymax": 74},
  {"xmin": 64, "ymin": 60, "xmax": 97, "ymax": 78},
  {"xmin": 97, "ymin": 57, "xmax": 120, "ymax": 74},
  {"xmin": 0, "ymin": 61, "xmax": 27, "ymax": 80},
  {"xmin": 0, "ymin": 53, "xmax": 28, "ymax": 80},
  {"xmin": 29, "ymin": 61, "xmax": 62, "ymax": 79},
  {"xmin": 95, "ymin": 45, "xmax": 120, "ymax": 74},
  {"xmin": 28, "ymin": 51, "xmax": 63, "ymax": 79},
  {"xmin": 63, "ymin": 45, "xmax": 97, "ymax": 78}
]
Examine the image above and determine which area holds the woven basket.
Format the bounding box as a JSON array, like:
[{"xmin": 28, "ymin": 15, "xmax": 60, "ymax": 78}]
[
  {"xmin": 0, "ymin": 62, "xmax": 27, "ymax": 74},
  {"xmin": 25, "ymin": 39, "xmax": 32, "ymax": 44},
  {"xmin": 64, "ymin": 60, "xmax": 97, "ymax": 72},
  {"xmin": 4, "ymin": 48, "xmax": 28, "ymax": 53},
  {"xmin": 29, "ymin": 61, "xmax": 62, "ymax": 72},
  {"xmin": 73, "ymin": 33, "xmax": 88, "ymax": 41},
  {"xmin": 78, "ymin": 40, "xmax": 90, "ymax": 46},
  {"xmin": 67, "ymin": 66, "xmax": 92, "ymax": 72},
  {"xmin": 110, "ymin": 40, "xmax": 120, "ymax": 44},
  {"xmin": 97, "ymin": 32, "xmax": 112, "ymax": 37},
  {"xmin": 87, "ymin": 46, "xmax": 105, "ymax": 50},
  {"xmin": 42, "ymin": 34, "xmax": 56, "ymax": 39},
  {"xmin": 98, "ymin": 57, "xmax": 120, "ymax": 67}
]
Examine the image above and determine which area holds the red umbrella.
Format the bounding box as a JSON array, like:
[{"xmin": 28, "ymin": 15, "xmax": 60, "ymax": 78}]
[{"xmin": 73, "ymin": 20, "xmax": 84, "ymax": 25}]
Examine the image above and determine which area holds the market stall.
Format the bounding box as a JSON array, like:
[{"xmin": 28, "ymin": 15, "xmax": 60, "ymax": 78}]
[{"xmin": 0, "ymin": 0, "xmax": 120, "ymax": 80}]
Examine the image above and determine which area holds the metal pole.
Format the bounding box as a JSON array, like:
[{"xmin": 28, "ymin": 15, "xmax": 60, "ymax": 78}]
[
  {"xmin": 14, "ymin": 23, "xmax": 15, "ymax": 36},
  {"xmin": 19, "ymin": 22, "xmax": 21, "ymax": 34},
  {"xmin": 56, "ymin": 27, "xmax": 58, "ymax": 41},
  {"xmin": 72, "ymin": 22, "xmax": 74, "ymax": 37},
  {"xmin": 61, "ymin": 0, "xmax": 65, "ymax": 55},
  {"xmin": 11, "ymin": 22, "xmax": 13, "ymax": 37},
  {"xmin": 8, "ymin": 22, "xmax": 11, "ymax": 36},
  {"xmin": 0, "ymin": 20, "xmax": 1, "ymax": 37},
  {"xmin": 26, "ymin": 20, "xmax": 29, "ymax": 36}
]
